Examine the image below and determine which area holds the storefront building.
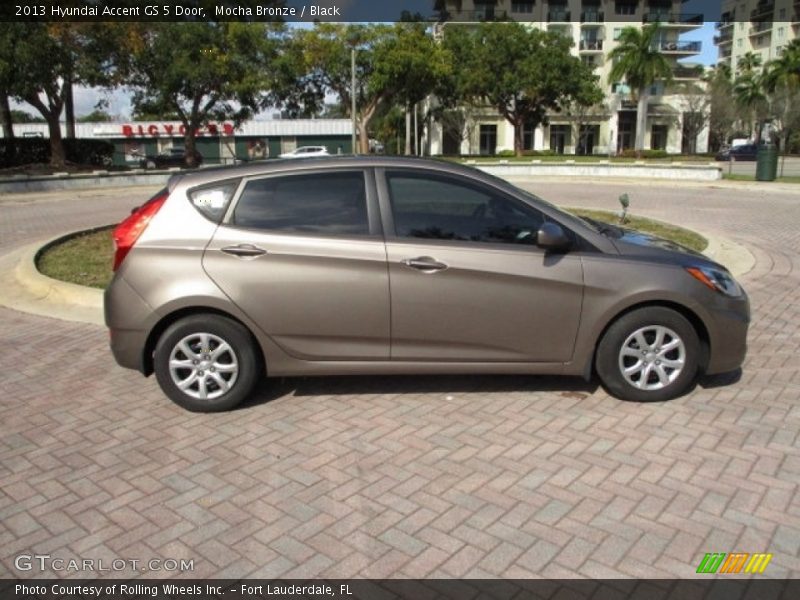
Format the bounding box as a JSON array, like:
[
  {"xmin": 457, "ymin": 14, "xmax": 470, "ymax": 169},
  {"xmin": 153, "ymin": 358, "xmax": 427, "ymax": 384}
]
[{"xmin": 6, "ymin": 119, "xmax": 354, "ymax": 166}]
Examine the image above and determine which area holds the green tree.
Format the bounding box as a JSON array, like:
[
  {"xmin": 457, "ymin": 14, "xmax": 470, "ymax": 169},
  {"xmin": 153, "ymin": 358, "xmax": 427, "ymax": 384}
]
[
  {"xmin": 733, "ymin": 72, "xmax": 768, "ymax": 144},
  {"xmin": 78, "ymin": 110, "xmax": 115, "ymax": 123},
  {"xmin": 446, "ymin": 22, "xmax": 599, "ymax": 156},
  {"xmin": 0, "ymin": 22, "xmax": 120, "ymax": 164},
  {"xmin": 736, "ymin": 51, "xmax": 763, "ymax": 75},
  {"xmin": 705, "ymin": 64, "xmax": 736, "ymax": 151},
  {"xmin": 762, "ymin": 40, "xmax": 800, "ymax": 173},
  {"xmin": 608, "ymin": 24, "xmax": 673, "ymax": 155},
  {"xmin": 122, "ymin": 22, "xmax": 281, "ymax": 167},
  {"xmin": 291, "ymin": 23, "xmax": 449, "ymax": 154},
  {"xmin": 10, "ymin": 110, "xmax": 47, "ymax": 123}
]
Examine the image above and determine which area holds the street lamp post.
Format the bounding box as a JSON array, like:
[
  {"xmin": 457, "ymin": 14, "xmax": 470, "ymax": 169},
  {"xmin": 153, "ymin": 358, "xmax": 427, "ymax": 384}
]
[{"xmin": 351, "ymin": 46, "xmax": 357, "ymax": 154}]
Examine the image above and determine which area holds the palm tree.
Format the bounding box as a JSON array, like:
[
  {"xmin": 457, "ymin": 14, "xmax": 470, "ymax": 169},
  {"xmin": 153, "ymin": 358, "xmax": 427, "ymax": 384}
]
[
  {"xmin": 736, "ymin": 51, "xmax": 763, "ymax": 75},
  {"xmin": 608, "ymin": 24, "xmax": 673, "ymax": 155},
  {"xmin": 763, "ymin": 39, "xmax": 800, "ymax": 91},
  {"xmin": 762, "ymin": 40, "xmax": 800, "ymax": 173},
  {"xmin": 733, "ymin": 72, "xmax": 768, "ymax": 143}
]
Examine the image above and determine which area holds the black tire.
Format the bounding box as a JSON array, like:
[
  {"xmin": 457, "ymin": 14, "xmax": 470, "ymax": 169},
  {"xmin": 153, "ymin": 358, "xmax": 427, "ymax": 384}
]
[
  {"xmin": 595, "ymin": 307, "xmax": 700, "ymax": 402},
  {"xmin": 154, "ymin": 314, "xmax": 261, "ymax": 412}
]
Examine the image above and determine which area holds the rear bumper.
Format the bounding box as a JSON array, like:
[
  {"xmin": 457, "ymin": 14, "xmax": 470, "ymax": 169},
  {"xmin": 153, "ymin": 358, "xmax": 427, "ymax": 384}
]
[{"xmin": 104, "ymin": 275, "xmax": 153, "ymax": 374}]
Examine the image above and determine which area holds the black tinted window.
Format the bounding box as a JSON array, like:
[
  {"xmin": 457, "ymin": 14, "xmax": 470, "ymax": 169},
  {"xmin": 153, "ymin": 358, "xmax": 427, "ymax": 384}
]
[
  {"xmin": 386, "ymin": 171, "xmax": 545, "ymax": 244},
  {"xmin": 233, "ymin": 171, "xmax": 369, "ymax": 235}
]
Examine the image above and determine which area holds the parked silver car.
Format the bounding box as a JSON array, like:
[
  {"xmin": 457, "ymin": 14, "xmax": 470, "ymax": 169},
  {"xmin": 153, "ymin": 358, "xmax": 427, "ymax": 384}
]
[{"xmin": 105, "ymin": 157, "xmax": 749, "ymax": 411}]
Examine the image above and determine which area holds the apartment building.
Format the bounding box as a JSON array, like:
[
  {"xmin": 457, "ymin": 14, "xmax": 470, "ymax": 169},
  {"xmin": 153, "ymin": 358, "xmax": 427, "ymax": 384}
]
[
  {"xmin": 431, "ymin": 0, "xmax": 708, "ymax": 155},
  {"xmin": 716, "ymin": 0, "xmax": 799, "ymax": 71}
]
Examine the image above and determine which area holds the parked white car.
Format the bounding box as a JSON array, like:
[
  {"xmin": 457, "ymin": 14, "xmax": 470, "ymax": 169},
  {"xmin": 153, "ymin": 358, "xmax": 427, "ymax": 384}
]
[{"xmin": 279, "ymin": 146, "xmax": 330, "ymax": 159}]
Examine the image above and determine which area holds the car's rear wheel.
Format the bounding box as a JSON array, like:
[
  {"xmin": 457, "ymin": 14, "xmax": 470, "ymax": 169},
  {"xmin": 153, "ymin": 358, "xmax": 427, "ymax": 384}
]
[
  {"xmin": 153, "ymin": 314, "xmax": 261, "ymax": 412},
  {"xmin": 596, "ymin": 307, "xmax": 700, "ymax": 402}
]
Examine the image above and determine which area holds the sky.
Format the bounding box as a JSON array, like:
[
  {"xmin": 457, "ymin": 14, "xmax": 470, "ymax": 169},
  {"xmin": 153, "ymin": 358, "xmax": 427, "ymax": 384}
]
[{"xmin": 11, "ymin": 21, "xmax": 720, "ymax": 121}]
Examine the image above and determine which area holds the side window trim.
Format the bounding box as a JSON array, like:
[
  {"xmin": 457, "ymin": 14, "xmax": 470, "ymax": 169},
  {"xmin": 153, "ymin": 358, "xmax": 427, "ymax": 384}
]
[{"xmin": 221, "ymin": 168, "xmax": 382, "ymax": 239}]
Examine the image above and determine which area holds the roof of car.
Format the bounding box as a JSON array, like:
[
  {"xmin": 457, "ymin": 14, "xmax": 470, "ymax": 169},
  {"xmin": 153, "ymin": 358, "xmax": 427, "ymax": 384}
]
[{"xmin": 167, "ymin": 156, "xmax": 485, "ymax": 191}]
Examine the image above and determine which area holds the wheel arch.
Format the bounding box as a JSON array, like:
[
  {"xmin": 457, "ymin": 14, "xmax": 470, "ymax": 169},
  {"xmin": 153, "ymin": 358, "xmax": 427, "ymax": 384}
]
[
  {"xmin": 587, "ymin": 300, "xmax": 711, "ymax": 379},
  {"xmin": 142, "ymin": 306, "xmax": 266, "ymax": 377}
]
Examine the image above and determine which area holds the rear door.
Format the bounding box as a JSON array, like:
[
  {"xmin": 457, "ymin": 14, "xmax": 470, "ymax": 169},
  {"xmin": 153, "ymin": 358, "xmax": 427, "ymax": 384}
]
[
  {"xmin": 377, "ymin": 168, "xmax": 584, "ymax": 362},
  {"xmin": 202, "ymin": 168, "xmax": 390, "ymax": 360}
]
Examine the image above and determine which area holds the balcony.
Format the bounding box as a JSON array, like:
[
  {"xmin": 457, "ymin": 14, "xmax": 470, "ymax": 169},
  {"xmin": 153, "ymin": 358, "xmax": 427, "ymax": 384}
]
[
  {"xmin": 643, "ymin": 12, "xmax": 703, "ymax": 26},
  {"xmin": 749, "ymin": 22, "xmax": 773, "ymax": 36},
  {"xmin": 579, "ymin": 39, "xmax": 604, "ymax": 52},
  {"xmin": 580, "ymin": 10, "xmax": 604, "ymax": 23},
  {"xmin": 547, "ymin": 9, "xmax": 571, "ymax": 22},
  {"xmin": 457, "ymin": 9, "xmax": 509, "ymax": 21},
  {"xmin": 673, "ymin": 65, "xmax": 704, "ymax": 80},
  {"xmin": 750, "ymin": 1, "xmax": 775, "ymax": 21},
  {"xmin": 655, "ymin": 40, "xmax": 702, "ymax": 54},
  {"xmin": 714, "ymin": 31, "xmax": 733, "ymax": 45}
]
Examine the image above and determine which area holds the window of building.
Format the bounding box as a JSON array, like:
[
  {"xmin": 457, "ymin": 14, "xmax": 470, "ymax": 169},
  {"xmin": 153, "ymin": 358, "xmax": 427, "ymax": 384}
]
[
  {"xmin": 778, "ymin": 27, "xmax": 785, "ymax": 39},
  {"xmin": 479, "ymin": 124, "xmax": 497, "ymax": 155},
  {"xmin": 581, "ymin": 55, "xmax": 597, "ymax": 67},
  {"xmin": 512, "ymin": 1, "xmax": 534, "ymax": 13},
  {"xmin": 737, "ymin": 38, "xmax": 743, "ymax": 48},
  {"xmin": 232, "ymin": 171, "xmax": 369, "ymax": 236},
  {"xmin": 651, "ymin": 125, "xmax": 668, "ymax": 151},
  {"xmin": 615, "ymin": 1, "xmax": 637, "ymax": 16},
  {"xmin": 385, "ymin": 172, "xmax": 545, "ymax": 245},
  {"xmin": 613, "ymin": 28, "xmax": 622, "ymax": 40},
  {"xmin": 522, "ymin": 122, "xmax": 536, "ymax": 150},
  {"xmin": 550, "ymin": 125, "xmax": 570, "ymax": 154},
  {"xmin": 779, "ymin": 8, "xmax": 786, "ymax": 19}
]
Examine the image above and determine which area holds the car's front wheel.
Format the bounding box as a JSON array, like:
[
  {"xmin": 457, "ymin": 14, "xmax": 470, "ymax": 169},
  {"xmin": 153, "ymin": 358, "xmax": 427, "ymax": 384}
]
[
  {"xmin": 596, "ymin": 307, "xmax": 700, "ymax": 402},
  {"xmin": 153, "ymin": 314, "xmax": 261, "ymax": 412}
]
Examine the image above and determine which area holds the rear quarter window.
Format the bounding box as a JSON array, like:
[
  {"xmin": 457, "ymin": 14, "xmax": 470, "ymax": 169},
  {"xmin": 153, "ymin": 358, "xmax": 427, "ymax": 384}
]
[{"xmin": 188, "ymin": 180, "xmax": 240, "ymax": 223}]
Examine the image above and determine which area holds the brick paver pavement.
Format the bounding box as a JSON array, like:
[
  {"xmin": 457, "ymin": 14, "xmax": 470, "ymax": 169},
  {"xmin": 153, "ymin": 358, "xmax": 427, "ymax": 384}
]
[{"xmin": 1, "ymin": 181, "xmax": 798, "ymax": 579}]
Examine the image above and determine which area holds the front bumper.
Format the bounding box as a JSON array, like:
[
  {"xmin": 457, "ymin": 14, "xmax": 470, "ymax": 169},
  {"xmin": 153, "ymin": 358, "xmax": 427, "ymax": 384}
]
[{"xmin": 705, "ymin": 293, "xmax": 750, "ymax": 375}]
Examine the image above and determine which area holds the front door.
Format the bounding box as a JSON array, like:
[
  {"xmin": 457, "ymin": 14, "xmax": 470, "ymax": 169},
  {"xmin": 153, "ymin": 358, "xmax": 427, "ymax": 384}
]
[
  {"xmin": 203, "ymin": 169, "xmax": 389, "ymax": 361},
  {"xmin": 378, "ymin": 169, "xmax": 584, "ymax": 362}
]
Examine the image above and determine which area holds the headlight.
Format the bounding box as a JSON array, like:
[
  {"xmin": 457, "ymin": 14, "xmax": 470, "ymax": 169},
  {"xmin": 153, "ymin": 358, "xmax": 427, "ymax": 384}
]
[{"xmin": 686, "ymin": 266, "xmax": 743, "ymax": 298}]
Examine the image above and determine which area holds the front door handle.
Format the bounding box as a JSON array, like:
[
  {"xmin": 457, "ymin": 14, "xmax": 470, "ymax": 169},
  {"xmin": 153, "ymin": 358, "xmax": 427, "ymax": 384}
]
[
  {"xmin": 221, "ymin": 244, "xmax": 267, "ymax": 258},
  {"xmin": 401, "ymin": 256, "xmax": 448, "ymax": 273}
]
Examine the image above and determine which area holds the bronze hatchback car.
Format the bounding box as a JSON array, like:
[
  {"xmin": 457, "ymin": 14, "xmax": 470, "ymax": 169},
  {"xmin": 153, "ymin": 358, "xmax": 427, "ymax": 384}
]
[{"xmin": 105, "ymin": 157, "xmax": 749, "ymax": 412}]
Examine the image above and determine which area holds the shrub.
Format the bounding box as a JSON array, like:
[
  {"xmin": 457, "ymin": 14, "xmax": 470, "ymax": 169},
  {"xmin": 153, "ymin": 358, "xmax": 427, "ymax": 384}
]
[
  {"xmin": 0, "ymin": 138, "xmax": 114, "ymax": 168},
  {"xmin": 618, "ymin": 149, "xmax": 668, "ymax": 159},
  {"xmin": 497, "ymin": 149, "xmax": 516, "ymax": 157}
]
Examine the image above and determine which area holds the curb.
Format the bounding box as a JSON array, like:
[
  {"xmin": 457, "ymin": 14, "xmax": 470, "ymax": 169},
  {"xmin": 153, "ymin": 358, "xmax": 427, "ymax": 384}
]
[
  {"xmin": 0, "ymin": 227, "xmax": 755, "ymax": 327},
  {"xmin": 0, "ymin": 235, "xmax": 104, "ymax": 326}
]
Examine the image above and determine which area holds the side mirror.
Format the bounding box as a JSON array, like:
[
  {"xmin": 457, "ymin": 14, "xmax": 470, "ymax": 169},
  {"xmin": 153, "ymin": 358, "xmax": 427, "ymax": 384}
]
[{"xmin": 536, "ymin": 222, "xmax": 571, "ymax": 252}]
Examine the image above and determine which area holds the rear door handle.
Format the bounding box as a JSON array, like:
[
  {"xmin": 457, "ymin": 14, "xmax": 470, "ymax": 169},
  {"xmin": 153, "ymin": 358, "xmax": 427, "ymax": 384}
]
[
  {"xmin": 221, "ymin": 244, "xmax": 267, "ymax": 258},
  {"xmin": 401, "ymin": 256, "xmax": 448, "ymax": 272}
]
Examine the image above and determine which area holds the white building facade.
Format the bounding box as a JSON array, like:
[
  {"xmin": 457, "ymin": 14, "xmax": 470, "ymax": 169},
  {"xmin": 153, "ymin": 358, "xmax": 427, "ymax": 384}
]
[
  {"xmin": 716, "ymin": 0, "xmax": 798, "ymax": 71},
  {"xmin": 430, "ymin": 0, "xmax": 710, "ymax": 155}
]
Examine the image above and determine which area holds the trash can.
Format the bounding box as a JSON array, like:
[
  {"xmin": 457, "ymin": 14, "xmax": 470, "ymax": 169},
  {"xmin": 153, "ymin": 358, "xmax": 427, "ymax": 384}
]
[{"xmin": 755, "ymin": 144, "xmax": 778, "ymax": 181}]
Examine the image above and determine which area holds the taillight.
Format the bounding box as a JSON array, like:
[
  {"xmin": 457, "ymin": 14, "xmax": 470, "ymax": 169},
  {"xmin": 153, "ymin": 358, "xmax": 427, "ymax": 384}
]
[{"xmin": 112, "ymin": 192, "xmax": 168, "ymax": 271}]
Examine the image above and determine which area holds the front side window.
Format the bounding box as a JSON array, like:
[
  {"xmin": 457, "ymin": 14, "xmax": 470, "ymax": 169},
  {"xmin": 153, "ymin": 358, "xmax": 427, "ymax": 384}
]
[
  {"xmin": 232, "ymin": 171, "xmax": 368, "ymax": 236},
  {"xmin": 386, "ymin": 171, "xmax": 545, "ymax": 245}
]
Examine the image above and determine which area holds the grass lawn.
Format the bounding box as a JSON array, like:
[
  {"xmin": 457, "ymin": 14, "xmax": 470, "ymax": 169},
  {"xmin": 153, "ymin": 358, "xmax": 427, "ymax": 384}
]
[
  {"xmin": 37, "ymin": 211, "xmax": 707, "ymax": 290},
  {"xmin": 567, "ymin": 209, "xmax": 707, "ymax": 253},
  {"xmin": 37, "ymin": 227, "xmax": 114, "ymax": 289},
  {"xmin": 443, "ymin": 155, "xmax": 717, "ymax": 164}
]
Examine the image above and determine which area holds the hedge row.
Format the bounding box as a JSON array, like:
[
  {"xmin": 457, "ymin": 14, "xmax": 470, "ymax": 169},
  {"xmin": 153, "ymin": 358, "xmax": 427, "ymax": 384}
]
[{"xmin": 0, "ymin": 138, "xmax": 114, "ymax": 168}]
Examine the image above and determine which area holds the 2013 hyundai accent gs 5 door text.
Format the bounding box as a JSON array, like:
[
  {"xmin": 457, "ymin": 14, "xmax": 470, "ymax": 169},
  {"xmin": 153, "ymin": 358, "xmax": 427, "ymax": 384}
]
[{"xmin": 104, "ymin": 157, "xmax": 749, "ymax": 412}]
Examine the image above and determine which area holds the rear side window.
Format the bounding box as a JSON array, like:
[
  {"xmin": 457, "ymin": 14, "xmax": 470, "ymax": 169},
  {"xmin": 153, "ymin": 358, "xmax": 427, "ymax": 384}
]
[
  {"xmin": 231, "ymin": 171, "xmax": 369, "ymax": 236},
  {"xmin": 189, "ymin": 181, "xmax": 240, "ymax": 223}
]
